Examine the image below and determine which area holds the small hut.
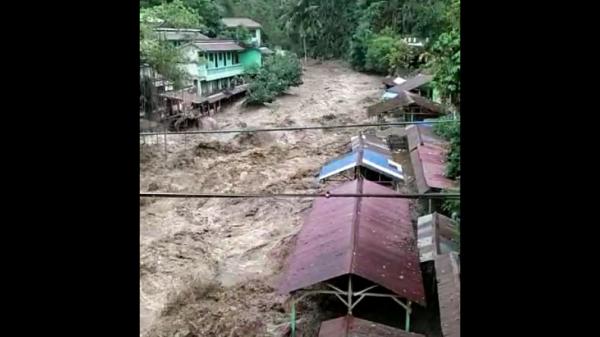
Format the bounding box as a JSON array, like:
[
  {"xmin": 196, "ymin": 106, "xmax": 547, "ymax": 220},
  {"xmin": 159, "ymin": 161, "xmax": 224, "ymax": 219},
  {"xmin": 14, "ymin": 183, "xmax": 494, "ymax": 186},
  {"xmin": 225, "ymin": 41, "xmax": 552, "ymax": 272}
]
[{"xmin": 368, "ymin": 91, "xmax": 445, "ymax": 122}]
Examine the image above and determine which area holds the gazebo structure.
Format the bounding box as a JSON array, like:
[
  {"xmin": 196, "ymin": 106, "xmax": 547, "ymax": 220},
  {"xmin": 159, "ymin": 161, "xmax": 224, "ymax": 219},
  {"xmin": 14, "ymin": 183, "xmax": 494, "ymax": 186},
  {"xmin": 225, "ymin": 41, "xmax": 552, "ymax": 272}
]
[{"xmin": 279, "ymin": 179, "xmax": 426, "ymax": 333}]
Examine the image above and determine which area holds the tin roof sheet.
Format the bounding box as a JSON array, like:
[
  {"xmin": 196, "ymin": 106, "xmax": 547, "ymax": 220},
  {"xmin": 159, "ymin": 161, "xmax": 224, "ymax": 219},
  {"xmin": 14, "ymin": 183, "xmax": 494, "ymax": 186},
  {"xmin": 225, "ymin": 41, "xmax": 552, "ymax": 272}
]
[
  {"xmin": 279, "ymin": 179, "xmax": 426, "ymax": 305},
  {"xmin": 319, "ymin": 148, "xmax": 403, "ymax": 181}
]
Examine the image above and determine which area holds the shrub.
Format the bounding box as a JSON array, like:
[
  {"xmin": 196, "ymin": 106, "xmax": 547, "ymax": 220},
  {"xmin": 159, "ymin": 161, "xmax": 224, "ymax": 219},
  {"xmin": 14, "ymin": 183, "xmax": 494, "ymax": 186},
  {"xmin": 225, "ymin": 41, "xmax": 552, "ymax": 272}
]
[
  {"xmin": 433, "ymin": 115, "xmax": 460, "ymax": 179},
  {"xmin": 245, "ymin": 53, "xmax": 303, "ymax": 105}
]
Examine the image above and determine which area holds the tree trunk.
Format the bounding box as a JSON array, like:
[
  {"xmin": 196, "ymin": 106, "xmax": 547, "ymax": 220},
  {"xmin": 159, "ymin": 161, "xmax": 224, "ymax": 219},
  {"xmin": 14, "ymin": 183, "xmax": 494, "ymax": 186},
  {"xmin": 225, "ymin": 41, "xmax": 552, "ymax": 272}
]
[{"xmin": 303, "ymin": 35, "xmax": 307, "ymax": 63}]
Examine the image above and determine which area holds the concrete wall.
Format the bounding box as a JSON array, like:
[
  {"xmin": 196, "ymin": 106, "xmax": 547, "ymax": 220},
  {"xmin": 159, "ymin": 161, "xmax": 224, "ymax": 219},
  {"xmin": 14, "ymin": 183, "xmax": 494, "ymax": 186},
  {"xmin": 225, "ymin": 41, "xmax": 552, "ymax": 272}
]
[{"xmin": 240, "ymin": 48, "xmax": 262, "ymax": 70}]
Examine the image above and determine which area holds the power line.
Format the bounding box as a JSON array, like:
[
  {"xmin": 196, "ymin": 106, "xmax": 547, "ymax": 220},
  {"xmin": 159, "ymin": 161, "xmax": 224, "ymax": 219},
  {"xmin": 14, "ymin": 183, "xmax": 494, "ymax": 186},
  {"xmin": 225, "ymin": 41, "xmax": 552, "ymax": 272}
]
[
  {"xmin": 140, "ymin": 192, "xmax": 460, "ymax": 199},
  {"xmin": 139, "ymin": 120, "xmax": 459, "ymax": 136}
]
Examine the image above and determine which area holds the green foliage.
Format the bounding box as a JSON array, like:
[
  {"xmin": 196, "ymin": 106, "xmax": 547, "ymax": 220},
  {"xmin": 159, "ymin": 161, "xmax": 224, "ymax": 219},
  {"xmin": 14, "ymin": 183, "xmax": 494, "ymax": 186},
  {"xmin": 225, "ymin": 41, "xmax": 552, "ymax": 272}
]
[
  {"xmin": 365, "ymin": 32, "xmax": 398, "ymax": 74},
  {"xmin": 364, "ymin": 28, "xmax": 412, "ymax": 75},
  {"xmin": 433, "ymin": 115, "xmax": 460, "ymax": 179},
  {"xmin": 429, "ymin": 29, "xmax": 460, "ymax": 106},
  {"xmin": 245, "ymin": 53, "xmax": 303, "ymax": 105},
  {"xmin": 140, "ymin": 0, "xmax": 205, "ymax": 88},
  {"xmin": 181, "ymin": 0, "xmax": 223, "ymax": 36},
  {"xmin": 140, "ymin": 0, "xmax": 204, "ymax": 28},
  {"xmin": 140, "ymin": 0, "xmax": 223, "ymax": 35},
  {"xmin": 442, "ymin": 197, "xmax": 460, "ymax": 226},
  {"xmin": 428, "ymin": 0, "xmax": 460, "ymax": 107},
  {"xmin": 218, "ymin": 26, "xmax": 253, "ymax": 44}
]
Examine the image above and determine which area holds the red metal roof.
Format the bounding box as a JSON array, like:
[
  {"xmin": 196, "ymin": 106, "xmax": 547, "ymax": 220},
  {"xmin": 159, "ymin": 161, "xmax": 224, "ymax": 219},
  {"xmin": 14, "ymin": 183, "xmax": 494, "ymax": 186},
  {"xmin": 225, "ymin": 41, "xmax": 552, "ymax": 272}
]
[
  {"xmin": 318, "ymin": 316, "xmax": 426, "ymax": 337},
  {"xmin": 435, "ymin": 253, "xmax": 460, "ymax": 337},
  {"xmin": 410, "ymin": 145, "xmax": 457, "ymax": 193},
  {"xmin": 278, "ymin": 179, "xmax": 426, "ymax": 305},
  {"xmin": 406, "ymin": 126, "xmax": 457, "ymax": 193}
]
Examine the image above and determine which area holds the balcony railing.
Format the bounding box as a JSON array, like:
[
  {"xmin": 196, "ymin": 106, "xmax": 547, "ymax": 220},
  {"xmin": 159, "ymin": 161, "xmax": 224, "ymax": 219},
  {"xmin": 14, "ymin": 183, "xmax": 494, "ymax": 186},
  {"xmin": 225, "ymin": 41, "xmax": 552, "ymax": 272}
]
[{"xmin": 205, "ymin": 64, "xmax": 244, "ymax": 80}]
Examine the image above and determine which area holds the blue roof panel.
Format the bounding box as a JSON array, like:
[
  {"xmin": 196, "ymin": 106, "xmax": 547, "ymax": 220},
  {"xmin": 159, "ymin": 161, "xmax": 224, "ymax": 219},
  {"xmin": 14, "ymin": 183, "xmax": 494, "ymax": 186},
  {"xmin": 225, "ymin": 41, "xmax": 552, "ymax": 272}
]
[
  {"xmin": 319, "ymin": 152, "xmax": 359, "ymax": 180},
  {"xmin": 361, "ymin": 149, "xmax": 404, "ymax": 180}
]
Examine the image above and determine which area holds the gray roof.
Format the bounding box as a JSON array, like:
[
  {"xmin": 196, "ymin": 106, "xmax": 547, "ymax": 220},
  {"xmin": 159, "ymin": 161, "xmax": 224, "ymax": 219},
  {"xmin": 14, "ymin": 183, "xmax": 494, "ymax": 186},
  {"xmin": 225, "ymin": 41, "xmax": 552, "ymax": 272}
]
[
  {"xmin": 259, "ymin": 47, "xmax": 274, "ymax": 54},
  {"xmin": 154, "ymin": 28, "xmax": 209, "ymax": 41},
  {"xmin": 186, "ymin": 40, "xmax": 244, "ymax": 52},
  {"xmin": 221, "ymin": 17, "xmax": 262, "ymax": 28},
  {"xmin": 389, "ymin": 74, "xmax": 433, "ymax": 93}
]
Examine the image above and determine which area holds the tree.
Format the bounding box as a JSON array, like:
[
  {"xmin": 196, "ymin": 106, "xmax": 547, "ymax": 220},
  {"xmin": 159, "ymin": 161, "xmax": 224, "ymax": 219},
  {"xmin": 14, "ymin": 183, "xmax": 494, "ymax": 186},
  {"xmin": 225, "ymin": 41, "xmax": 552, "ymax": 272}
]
[
  {"xmin": 281, "ymin": 0, "xmax": 322, "ymax": 61},
  {"xmin": 140, "ymin": 0, "xmax": 204, "ymax": 28},
  {"xmin": 140, "ymin": 0, "xmax": 203, "ymax": 88},
  {"xmin": 364, "ymin": 28, "xmax": 413, "ymax": 75},
  {"xmin": 218, "ymin": 26, "xmax": 253, "ymax": 44},
  {"xmin": 245, "ymin": 53, "xmax": 303, "ymax": 105},
  {"xmin": 428, "ymin": 0, "xmax": 460, "ymax": 107},
  {"xmin": 181, "ymin": 0, "xmax": 223, "ymax": 36}
]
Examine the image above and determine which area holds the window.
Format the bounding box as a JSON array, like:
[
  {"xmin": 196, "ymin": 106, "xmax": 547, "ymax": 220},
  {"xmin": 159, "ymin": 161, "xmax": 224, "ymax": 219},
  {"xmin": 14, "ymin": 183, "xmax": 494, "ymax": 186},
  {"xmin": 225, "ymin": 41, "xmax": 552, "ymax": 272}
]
[
  {"xmin": 233, "ymin": 53, "xmax": 239, "ymax": 64},
  {"xmin": 219, "ymin": 53, "xmax": 223, "ymax": 61}
]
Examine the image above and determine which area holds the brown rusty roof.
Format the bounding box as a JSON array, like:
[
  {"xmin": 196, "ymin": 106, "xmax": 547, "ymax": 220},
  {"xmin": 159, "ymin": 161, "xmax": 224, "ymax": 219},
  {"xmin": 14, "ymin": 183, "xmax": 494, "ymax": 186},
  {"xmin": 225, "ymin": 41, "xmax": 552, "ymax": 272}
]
[
  {"xmin": 318, "ymin": 316, "xmax": 426, "ymax": 337},
  {"xmin": 278, "ymin": 179, "xmax": 426, "ymax": 305},
  {"xmin": 435, "ymin": 253, "xmax": 460, "ymax": 337},
  {"xmin": 367, "ymin": 96, "xmax": 407, "ymax": 117},
  {"xmin": 406, "ymin": 126, "xmax": 457, "ymax": 193},
  {"xmin": 389, "ymin": 74, "xmax": 433, "ymax": 93},
  {"xmin": 368, "ymin": 91, "xmax": 444, "ymax": 117},
  {"xmin": 405, "ymin": 92, "xmax": 445, "ymax": 114},
  {"xmin": 410, "ymin": 145, "xmax": 457, "ymax": 193}
]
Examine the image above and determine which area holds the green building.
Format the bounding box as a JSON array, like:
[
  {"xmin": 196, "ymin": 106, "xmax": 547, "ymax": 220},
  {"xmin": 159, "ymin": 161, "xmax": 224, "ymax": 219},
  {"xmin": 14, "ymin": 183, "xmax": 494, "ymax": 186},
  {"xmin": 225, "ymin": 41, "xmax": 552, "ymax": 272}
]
[{"xmin": 181, "ymin": 40, "xmax": 262, "ymax": 97}]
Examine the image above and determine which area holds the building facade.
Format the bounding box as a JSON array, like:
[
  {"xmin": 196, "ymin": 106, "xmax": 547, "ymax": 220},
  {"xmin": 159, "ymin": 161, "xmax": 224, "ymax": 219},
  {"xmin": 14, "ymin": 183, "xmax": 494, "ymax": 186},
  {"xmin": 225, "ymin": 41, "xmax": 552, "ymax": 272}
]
[{"xmin": 180, "ymin": 40, "xmax": 262, "ymax": 97}]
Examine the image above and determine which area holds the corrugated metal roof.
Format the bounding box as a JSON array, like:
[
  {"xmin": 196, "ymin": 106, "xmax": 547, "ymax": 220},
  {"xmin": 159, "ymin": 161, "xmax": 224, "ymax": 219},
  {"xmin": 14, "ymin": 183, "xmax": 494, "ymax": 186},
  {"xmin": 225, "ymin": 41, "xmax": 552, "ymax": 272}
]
[
  {"xmin": 417, "ymin": 213, "xmax": 459, "ymax": 262},
  {"xmin": 383, "ymin": 76, "xmax": 407, "ymax": 87},
  {"xmin": 435, "ymin": 253, "xmax": 460, "ymax": 337},
  {"xmin": 406, "ymin": 125, "xmax": 457, "ymax": 193},
  {"xmin": 367, "ymin": 96, "xmax": 407, "ymax": 117},
  {"xmin": 350, "ymin": 134, "xmax": 391, "ymax": 155},
  {"xmin": 319, "ymin": 148, "xmax": 403, "ymax": 181},
  {"xmin": 190, "ymin": 40, "xmax": 244, "ymax": 51},
  {"xmin": 405, "ymin": 92, "xmax": 445, "ymax": 114},
  {"xmin": 154, "ymin": 28, "xmax": 209, "ymax": 40},
  {"xmin": 389, "ymin": 74, "xmax": 433, "ymax": 93},
  {"xmin": 221, "ymin": 17, "xmax": 262, "ymax": 28},
  {"xmin": 410, "ymin": 145, "xmax": 457, "ymax": 193},
  {"xmin": 318, "ymin": 316, "xmax": 426, "ymax": 337},
  {"xmin": 279, "ymin": 179, "xmax": 426, "ymax": 305},
  {"xmin": 369, "ymin": 91, "xmax": 444, "ymax": 117}
]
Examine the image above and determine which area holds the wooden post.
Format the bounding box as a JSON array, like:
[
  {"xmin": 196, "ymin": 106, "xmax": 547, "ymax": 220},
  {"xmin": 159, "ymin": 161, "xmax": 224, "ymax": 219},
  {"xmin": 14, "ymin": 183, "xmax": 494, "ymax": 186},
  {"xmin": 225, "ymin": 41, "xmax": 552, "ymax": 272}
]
[{"xmin": 163, "ymin": 124, "xmax": 167, "ymax": 167}]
